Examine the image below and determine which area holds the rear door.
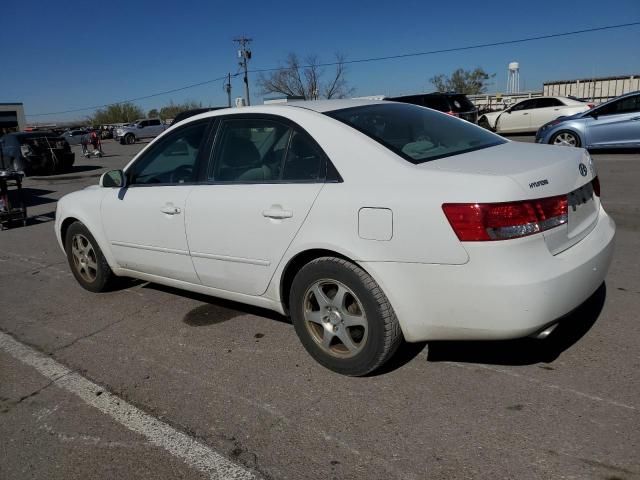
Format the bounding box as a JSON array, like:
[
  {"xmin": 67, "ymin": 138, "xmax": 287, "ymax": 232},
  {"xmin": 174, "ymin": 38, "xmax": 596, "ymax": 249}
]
[
  {"xmin": 585, "ymin": 95, "xmax": 640, "ymax": 147},
  {"xmin": 529, "ymin": 98, "xmax": 566, "ymax": 129},
  {"xmin": 185, "ymin": 115, "xmax": 327, "ymax": 296}
]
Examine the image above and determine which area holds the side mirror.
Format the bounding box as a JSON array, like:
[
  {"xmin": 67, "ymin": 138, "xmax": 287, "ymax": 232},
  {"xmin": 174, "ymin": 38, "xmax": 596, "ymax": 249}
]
[
  {"xmin": 100, "ymin": 169, "xmax": 126, "ymax": 188},
  {"xmin": 590, "ymin": 111, "xmax": 599, "ymax": 119},
  {"xmin": 137, "ymin": 124, "xmax": 144, "ymax": 129}
]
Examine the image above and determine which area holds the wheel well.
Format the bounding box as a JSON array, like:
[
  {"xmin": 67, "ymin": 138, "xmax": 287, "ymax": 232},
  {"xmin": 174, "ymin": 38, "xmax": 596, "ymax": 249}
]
[
  {"xmin": 60, "ymin": 217, "xmax": 79, "ymax": 251},
  {"xmin": 279, "ymin": 249, "xmax": 352, "ymax": 313}
]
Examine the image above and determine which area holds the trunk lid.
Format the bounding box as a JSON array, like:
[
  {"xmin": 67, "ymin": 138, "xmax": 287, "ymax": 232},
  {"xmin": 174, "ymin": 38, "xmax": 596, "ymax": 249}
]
[{"xmin": 426, "ymin": 141, "xmax": 600, "ymax": 254}]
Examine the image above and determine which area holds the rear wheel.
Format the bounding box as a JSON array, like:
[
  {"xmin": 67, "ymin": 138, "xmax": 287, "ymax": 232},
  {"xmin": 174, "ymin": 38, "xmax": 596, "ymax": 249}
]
[
  {"xmin": 65, "ymin": 221, "xmax": 116, "ymax": 292},
  {"xmin": 290, "ymin": 257, "xmax": 402, "ymax": 376},
  {"xmin": 550, "ymin": 130, "xmax": 581, "ymax": 147}
]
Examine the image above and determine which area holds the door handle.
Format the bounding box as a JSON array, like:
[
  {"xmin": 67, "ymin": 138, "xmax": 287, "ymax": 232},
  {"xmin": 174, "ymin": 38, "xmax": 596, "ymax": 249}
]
[
  {"xmin": 631, "ymin": 117, "xmax": 640, "ymax": 121},
  {"xmin": 522, "ymin": 112, "xmax": 529, "ymax": 115},
  {"xmin": 160, "ymin": 206, "xmax": 181, "ymax": 215},
  {"xmin": 262, "ymin": 207, "xmax": 293, "ymax": 219}
]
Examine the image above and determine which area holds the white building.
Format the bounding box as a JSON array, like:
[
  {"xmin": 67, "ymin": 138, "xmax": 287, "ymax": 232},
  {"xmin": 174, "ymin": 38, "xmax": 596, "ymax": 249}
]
[{"xmin": 0, "ymin": 103, "xmax": 26, "ymax": 133}]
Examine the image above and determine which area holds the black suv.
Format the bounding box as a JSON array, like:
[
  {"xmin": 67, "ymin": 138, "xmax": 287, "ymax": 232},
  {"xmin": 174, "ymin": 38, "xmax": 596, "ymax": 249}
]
[{"xmin": 386, "ymin": 93, "xmax": 478, "ymax": 123}]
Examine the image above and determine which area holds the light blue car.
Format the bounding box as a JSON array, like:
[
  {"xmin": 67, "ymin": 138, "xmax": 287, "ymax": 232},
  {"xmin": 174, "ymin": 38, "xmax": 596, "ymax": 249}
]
[{"xmin": 536, "ymin": 91, "xmax": 640, "ymax": 149}]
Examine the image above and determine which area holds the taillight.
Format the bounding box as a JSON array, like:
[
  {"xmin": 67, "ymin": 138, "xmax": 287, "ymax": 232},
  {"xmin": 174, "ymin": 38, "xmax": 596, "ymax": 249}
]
[
  {"xmin": 592, "ymin": 176, "xmax": 600, "ymax": 196},
  {"xmin": 446, "ymin": 110, "xmax": 460, "ymax": 117},
  {"xmin": 442, "ymin": 195, "xmax": 568, "ymax": 241}
]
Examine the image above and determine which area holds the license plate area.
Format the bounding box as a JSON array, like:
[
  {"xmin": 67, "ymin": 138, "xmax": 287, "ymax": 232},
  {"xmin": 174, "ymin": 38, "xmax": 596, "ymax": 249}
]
[{"xmin": 567, "ymin": 182, "xmax": 597, "ymax": 239}]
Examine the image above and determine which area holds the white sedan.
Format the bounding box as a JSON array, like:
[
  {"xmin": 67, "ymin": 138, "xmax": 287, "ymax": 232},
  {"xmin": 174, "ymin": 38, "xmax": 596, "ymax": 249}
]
[
  {"xmin": 479, "ymin": 96, "xmax": 593, "ymax": 134},
  {"xmin": 55, "ymin": 100, "xmax": 615, "ymax": 376}
]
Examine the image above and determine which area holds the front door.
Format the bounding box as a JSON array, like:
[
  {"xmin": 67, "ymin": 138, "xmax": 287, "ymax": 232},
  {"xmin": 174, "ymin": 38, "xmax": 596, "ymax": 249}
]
[
  {"xmin": 586, "ymin": 95, "xmax": 640, "ymax": 147},
  {"xmin": 499, "ymin": 99, "xmax": 534, "ymax": 133},
  {"xmin": 186, "ymin": 117, "xmax": 327, "ymax": 296},
  {"xmin": 101, "ymin": 120, "xmax": 211, "ymax": 283}
]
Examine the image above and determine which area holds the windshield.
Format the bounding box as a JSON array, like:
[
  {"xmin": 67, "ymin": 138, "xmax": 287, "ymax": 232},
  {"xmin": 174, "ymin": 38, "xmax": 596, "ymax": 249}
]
[{"xmin": 326, "ymin": 103, "xmax": 505, "ymax": 164}]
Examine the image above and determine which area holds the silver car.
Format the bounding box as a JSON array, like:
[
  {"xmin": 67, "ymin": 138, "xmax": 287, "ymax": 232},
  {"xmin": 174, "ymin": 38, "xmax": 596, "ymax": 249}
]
[{"xmin": 536, "ymin": 91, "xmax": 640, "ymax": 149}]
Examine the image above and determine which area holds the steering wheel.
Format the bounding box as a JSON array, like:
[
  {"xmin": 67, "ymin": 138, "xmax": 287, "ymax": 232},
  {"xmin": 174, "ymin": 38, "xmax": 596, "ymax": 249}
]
[{"xmin": 170, "ymin": 164, "xmax": 193, "ymax": 184}]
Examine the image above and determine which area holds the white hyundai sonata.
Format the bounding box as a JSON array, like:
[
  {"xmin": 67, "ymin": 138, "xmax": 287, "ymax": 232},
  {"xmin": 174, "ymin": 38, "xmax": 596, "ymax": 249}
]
[{"xmin": 55, "ymin": 100, "xmax": 615, "ymax": 375}]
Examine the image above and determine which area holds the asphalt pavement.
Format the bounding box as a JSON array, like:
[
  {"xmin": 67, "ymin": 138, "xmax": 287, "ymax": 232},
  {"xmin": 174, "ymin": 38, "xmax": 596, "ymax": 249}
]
[{"xmin": 1, "ymin": 137, "xmax": 639, "ymax": 480}]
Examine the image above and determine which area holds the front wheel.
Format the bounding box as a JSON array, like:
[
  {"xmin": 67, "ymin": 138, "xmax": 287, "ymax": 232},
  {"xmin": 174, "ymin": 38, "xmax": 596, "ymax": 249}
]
[
  {"xmin": 124, "ymin": 133, "xmax": 135, "ymax": 145},
  {"xmin": 550, "ymin": 130, "xmax": 581, "ymax": 147},
  {"xmin": 290, "ymin": 257, "xmax": 402, "ymax": 376},
  {"xmin": 65, "ymin": 221, "xmax": 117, "ymax": 292},
  {"xmin": 478, "ymin": 116, "xmax": 492, "ymax": 131}
]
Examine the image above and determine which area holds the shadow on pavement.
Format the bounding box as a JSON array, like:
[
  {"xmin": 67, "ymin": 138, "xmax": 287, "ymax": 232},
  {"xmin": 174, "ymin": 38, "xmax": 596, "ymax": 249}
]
[
  {"xmin": 20, "ymin": 188, "xmax": 56, "ymax": 207},
  {"xmin": 143, "ymin": 283, "xmax": 291, "ymax": 325},
  {"xmin": 425, "ymin": 282, "xmax": 607, "ymax": 366}
]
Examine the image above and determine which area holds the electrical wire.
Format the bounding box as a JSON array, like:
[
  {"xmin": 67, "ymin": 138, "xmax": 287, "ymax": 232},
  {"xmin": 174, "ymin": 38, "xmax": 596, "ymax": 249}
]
[{"xmin": 26, "ymin": 21, "xmax": 640, "ymax": 117}]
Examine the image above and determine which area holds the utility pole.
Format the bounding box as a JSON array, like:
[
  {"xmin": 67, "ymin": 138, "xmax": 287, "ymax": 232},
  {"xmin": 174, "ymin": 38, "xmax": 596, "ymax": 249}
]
[
  {"xmin": 224, "ymin": 72, "xmax": 232, "ymax": 107},
  {"xmin": 233, "ymin": 36, "xmax": 252, "ymax": 106}
]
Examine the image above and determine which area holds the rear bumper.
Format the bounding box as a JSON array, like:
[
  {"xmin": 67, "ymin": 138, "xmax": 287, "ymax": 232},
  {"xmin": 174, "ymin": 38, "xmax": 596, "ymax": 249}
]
[{"xmin": 361, "ymin": 206, "xmax": 615, "ymax": 342}]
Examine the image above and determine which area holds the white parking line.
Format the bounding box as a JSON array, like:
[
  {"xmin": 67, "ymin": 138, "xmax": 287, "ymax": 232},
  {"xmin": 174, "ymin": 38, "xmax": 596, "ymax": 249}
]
[{"xmin": 0, "ymin": 331, "xmax": 256, "ymax": 480}]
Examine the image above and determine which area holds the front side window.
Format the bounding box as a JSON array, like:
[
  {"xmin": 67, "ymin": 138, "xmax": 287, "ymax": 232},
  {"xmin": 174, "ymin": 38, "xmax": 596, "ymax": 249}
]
[
  {"xmin": 597, "ymin": 95, "xmax": 640, "ymax": 116},
  {"xmin": 149, "ymin": 119, "xmax": 161, "ymax": 126},
  {"xmin": 537, "ymin": 98, "xmax": 563, "ymax": 108},
  {"xmin": 327, "ymin": 103, "xmax": 504, "ymax": 164},
  {"xmin": 510, "ymin": 100, "xmax": 534, "ymax": 111},
  {"xmin": 128, "ymin": 121, "xmax": 208, "ymax": 185}
]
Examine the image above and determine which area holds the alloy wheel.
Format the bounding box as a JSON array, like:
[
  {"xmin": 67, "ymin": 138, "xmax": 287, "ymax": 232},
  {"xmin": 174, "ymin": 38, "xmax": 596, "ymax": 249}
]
[
  {"xmin": 303, "ymin": 279, "xmax": 368, "ymax": 358},
  {"xmin": 553, "ymin": 132, "xmax": 578, "ymax": 147},
  {"xmin": 71, "ymin": 234, "xmax": 98, "ymax": 283}
]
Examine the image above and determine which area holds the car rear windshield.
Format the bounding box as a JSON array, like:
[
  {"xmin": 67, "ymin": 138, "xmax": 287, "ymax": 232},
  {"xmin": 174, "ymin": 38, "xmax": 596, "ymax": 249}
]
[
  {"xmin": 444, "ymin": 94, "xmax": 476, "ymax": 112},
  {"xmin": 326, "ymin": 103, "xmax": 505, "ymax": 164}
]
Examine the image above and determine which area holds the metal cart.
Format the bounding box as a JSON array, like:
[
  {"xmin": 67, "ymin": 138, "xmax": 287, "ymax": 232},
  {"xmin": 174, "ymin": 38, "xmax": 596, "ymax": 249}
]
[{"xmin": 0, "ymin": 170, "xmax": 27, "ymax": 229}]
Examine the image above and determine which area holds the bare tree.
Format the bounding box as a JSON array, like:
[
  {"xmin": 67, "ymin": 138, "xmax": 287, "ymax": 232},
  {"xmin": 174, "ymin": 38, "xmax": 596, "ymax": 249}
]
[{"xmin": 257, "ymin": 53, "xmax": 354, "ymax": 100}]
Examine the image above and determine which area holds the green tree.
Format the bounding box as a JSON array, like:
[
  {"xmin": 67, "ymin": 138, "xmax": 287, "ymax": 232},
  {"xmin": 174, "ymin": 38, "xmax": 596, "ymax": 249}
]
[
  {"xmin": 147, "ymin": 108, "xmax": 159, "ymax": 118},
  {"xmin": 257, "ymin": 53, "xmax": 354, "ymax": 100},
  {"xmin": 91, "ymin": 102, "xmax": 145, "ymax": 124},
  {"xmin": 158, "ymin": 100, "xmax": 202, "ymax": 121},
  {"xmin": 429, "ymin": 68, "xmax": 495, "ymax": 95}
]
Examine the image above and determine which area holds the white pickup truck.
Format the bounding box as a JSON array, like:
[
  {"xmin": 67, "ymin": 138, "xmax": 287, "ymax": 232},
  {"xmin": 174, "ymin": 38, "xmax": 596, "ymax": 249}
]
[{"xmin": 114, "ymin": 119, "xmax": 167, "ymax": 145}]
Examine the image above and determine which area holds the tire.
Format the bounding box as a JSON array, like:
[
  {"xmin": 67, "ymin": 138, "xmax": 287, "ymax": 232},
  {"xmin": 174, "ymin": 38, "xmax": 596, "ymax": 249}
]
[
  {"xmin": 64, "ymin": 221, "xmax": 117, "ymax": 293},
  {"xmin": 125, "ymin": 134, "xmax": 135, "ymax": 145},
  {"xmin": 290, "ymin": 257, "xmax": 402, "ymax": 376},
  {"xmin": 478, "ymin": 116, "xmax": 492, "ymax": 131},
  {"xmin": 550, "ymin": 130, "xmax": 581, "ymax": 148}
]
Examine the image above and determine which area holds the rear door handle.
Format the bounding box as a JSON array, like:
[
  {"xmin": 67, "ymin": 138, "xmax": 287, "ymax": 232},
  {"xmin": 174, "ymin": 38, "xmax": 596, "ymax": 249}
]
[
  {"xmin": 262, "ymin": 207, "xmax": 293, "ymax": 219},
  {"xmin": 161, "ymin": 206, "xmax": 181, "ymax": 215},
  {"xmin": 522, "ymin": 112, "xmax": 529, "ymax": 115}
]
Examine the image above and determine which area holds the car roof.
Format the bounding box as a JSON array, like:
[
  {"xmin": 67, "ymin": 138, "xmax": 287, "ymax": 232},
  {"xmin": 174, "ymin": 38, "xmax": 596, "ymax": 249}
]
[{"xmin": 173, "ymin": 99, "xmax": 388, "ymax": 126}]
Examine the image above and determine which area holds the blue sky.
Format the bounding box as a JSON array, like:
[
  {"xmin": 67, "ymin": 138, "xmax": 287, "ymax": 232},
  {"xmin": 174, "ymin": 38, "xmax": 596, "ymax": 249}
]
[{"xmin": 1, "ymin": 0, "xmax": 638, "ymax": 122}]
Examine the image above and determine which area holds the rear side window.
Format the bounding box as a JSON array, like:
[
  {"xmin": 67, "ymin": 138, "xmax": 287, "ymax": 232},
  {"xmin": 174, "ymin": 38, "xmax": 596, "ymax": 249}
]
[
  {"xmin": 536, "ymin": 98, "xmax": 564, "ymax": 108},
  {"xmin": 149, "ymin": 119, "xmax": 161, "ymax": 126},
  {"xmin": 327, "ymin": 103, "xmax": 505, "ymax": 164},
  {"xmin": 210, "ymin": 119, "xmax": 290, "ymax": 182},
  {"xmin": 282, "ymin": 130, "xmax": 324, "ymax": 181}
]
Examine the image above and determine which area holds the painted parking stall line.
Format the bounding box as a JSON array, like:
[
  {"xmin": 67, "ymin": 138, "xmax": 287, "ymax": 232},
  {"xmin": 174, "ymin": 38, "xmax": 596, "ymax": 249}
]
[{"xmin": 0, "ymin": 331, "xmax": 256, "ymax": 480}]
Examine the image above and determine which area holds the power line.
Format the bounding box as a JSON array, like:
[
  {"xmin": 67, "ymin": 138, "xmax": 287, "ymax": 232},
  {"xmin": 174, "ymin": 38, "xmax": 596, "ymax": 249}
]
[
  {"xmin": 28, "ymin": 74, "xmax": 238, "ymax": 117},
  {"xmin": 27, "ymin": 21, "xmax": 640, "ymax": 117}
]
